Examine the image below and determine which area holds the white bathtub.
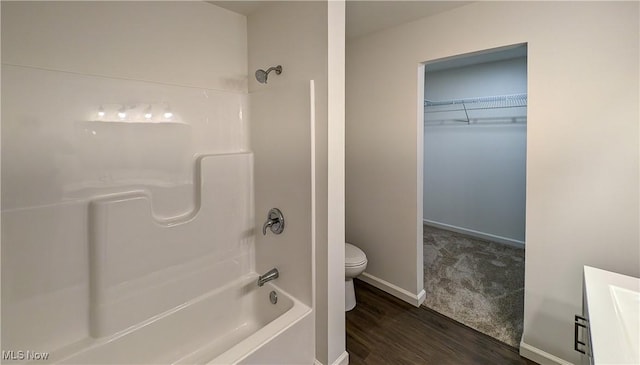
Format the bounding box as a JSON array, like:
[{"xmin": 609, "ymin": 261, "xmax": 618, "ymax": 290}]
[{"xmin": 37, "ymin": 274, "xmax": 313, "ymax": 365}]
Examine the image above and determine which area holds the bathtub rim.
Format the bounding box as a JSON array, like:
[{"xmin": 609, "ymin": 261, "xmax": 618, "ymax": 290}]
[
  {"xmin": 31, "ymin": 273, "xmax": 310, "ymax": 365},
  {"xmin": 205, "ymin": 282, "xmax": 312, "ymax": 365}
]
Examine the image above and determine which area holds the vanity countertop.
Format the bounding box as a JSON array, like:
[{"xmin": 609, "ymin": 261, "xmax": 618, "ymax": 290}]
[{"xmin": 583, "ymin": 266, "xmax": 640, "ymax": 365}]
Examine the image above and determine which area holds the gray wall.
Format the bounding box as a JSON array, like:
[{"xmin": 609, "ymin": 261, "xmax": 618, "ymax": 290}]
[
  {"xmin": 424, "ymin": 57, "xmax": 527, "ymax": 244},
  {"xmin": 247, "ymin": 3, "xmax": 346, "ymax": 364},
  {"xmin": 346, "ymin": 2, "xmax": 639, "ymax": 363}
]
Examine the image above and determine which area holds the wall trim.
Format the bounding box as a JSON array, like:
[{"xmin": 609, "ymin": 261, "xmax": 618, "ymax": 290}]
[
  {"xmin": 423, "ymin": 219, "xmax": 524, "ymax": 247},
  {"xmin": 334, "ymin": 351, "xmax": 349, "ymax": 365},
  {"xmin": 358, "ymin": 273, "xmax": 426, "ymax": 307},
  {"xmin": 519, "ymin": 341, "xmax": 573, "ymax": 365},
  {"xmin": 314, "ymin": 351, "xmax": 349, "ymax": 365},
  {"xmin": 416, "ymin": 287, "xmax": 426, "ymax": 305}
]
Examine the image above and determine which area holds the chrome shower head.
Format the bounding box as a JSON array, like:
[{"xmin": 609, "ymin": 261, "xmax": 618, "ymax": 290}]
[
  {"xmin": 255, "ymin": 65, "xmax": 282, "ymax": 84},
  {"xmin": 255, "ymin": 69, "xmax": 268, "ymax": 84}
]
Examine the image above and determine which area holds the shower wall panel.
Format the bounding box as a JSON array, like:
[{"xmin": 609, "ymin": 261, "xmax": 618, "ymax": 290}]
[{"xmin": 1, "ymin": 1, "xmax": 249, "ymax": 354}]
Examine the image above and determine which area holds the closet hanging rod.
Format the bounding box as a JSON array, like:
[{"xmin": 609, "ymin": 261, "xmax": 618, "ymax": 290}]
[{"xmin": 424, "ymin": 93, "xmax": 527, "ymax": 108}]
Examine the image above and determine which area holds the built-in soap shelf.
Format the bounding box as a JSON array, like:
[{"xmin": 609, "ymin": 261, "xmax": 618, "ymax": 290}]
[
  {"xmin": 90, "ymin": 103, "xmax": 187, "ymax": 124},
  {"xmin": 88, "ymin": 152, "xmax": 253, "ymax": 338},
  {"xmin": 86, "ymin": 120, "xmax": 189, "ymax": 125}
]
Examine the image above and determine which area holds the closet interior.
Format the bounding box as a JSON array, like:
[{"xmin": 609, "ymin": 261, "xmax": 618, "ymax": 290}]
[
  {"xmin": 422, "ymin": 44, "xmax": 528, "ymax": 348},
  {"xmin": 423, "ymin": 45, "xmax": 527, "ymax": 245}
]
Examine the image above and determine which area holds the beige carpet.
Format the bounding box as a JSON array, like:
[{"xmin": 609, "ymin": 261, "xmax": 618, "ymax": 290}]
[{"xmin": 423, "ymin": 224, "xmax": 525, "ymax": 348}]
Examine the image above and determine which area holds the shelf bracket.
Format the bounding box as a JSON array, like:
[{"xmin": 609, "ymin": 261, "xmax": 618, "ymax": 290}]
[{"xmin": 462, "ymin": 102, "xmax": 470, "ymax": 124}]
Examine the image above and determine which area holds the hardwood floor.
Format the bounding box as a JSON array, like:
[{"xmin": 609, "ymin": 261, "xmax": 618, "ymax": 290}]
[{"xmin": 346, "ymin": 280, "xmax": 537, "ymax": 365}]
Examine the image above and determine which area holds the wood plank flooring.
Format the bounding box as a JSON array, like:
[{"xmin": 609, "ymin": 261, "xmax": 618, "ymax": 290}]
[{"xmin": 346, "ymin": 279, "xmax": 538, "ymax": 365}]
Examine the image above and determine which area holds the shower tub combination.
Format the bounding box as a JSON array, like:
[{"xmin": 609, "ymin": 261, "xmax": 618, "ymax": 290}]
[
  {"xmin": 46, "ymin": 275, "xmax": 312, "ymax": 365},
  {"xmin": 33, "ymin": 153, "xmax": 313, "ymax": 364}
]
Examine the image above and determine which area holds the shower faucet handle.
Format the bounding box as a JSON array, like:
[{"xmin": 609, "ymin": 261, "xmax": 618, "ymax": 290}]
[{"xmin": 262, "ymin": 208, "xmax": 285, "ymax": 235}]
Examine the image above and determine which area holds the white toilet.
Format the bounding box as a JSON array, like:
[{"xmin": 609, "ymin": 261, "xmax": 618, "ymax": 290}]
[{"xmin": 345, "ymin": 242, "xmax": 368, "ymax": 311}]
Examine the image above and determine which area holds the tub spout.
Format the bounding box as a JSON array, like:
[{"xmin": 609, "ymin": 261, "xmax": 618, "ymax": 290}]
[{"xmin": 258, "ymin": 268, "xmax": 279, "ymax": 287}]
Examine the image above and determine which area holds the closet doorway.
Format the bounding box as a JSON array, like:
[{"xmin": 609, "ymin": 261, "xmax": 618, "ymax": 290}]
[{"xmin": 422, "ymin": 44, "xmax": 527, "ymax": 348}]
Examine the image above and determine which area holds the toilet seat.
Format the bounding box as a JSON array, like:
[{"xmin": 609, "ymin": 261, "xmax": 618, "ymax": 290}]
[{"xmin": 345, "ymin": 242, "xmax": 367, "ymax": 267}]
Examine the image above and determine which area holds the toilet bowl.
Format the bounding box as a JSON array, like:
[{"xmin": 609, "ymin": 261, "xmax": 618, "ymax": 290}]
[{"xmin": 345, "ymin": 242, "xmax": 367, "ymax": 311}]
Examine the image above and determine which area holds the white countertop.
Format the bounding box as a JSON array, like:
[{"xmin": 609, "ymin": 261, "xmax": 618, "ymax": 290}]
[{"xmin": 583, "ymin": 266, "xmax": 640, "ymax": 365}]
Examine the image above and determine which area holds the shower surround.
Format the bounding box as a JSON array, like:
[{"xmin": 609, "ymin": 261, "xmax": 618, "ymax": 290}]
[{"xmin": 1, "ymin": 1, "xmax": 321, "ymax": 363}]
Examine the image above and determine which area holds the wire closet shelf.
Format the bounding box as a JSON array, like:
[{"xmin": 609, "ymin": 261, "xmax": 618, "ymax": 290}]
[{"xmin": 424, "ymin": 93, "xmax": 527, "ymax": 125}]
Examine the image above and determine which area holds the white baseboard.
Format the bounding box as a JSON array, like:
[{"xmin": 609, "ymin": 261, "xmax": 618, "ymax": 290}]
[
  {"xmin": 416, "ymin": 288, "xmax": 426, "ymax": 306},
  {"xmin": 358, "ymin": 272, "xmax": 426, "ymax": 307},
  {"xmin": 315, "ymin": 351, "xmax": 349, "ymax": 365},
  {"xmin": 423, "ymin": 219, "xmax": 525, "ymax": 247},
  {"xmin": 334, "ymin": 351, "xmax": 349, "ymax": 365},
  {"xmin": 519, "ymin": 341, "xmax": 573, "ymax": 365}
]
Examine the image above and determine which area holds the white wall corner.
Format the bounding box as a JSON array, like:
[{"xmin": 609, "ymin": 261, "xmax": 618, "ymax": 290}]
[
  {"xmin": 519, "ymin": 341, "xmax": 574, "ymax": 365},
  {"xmin": 314, "ymin": 351, "xmax": 349, "ymax": 365},
  {"xmin": 334, "ymin": 351, "xmax": 349, "ymax": 365},
  {"xmin": 416, "ymin": 288, "xmax": 426, "ymax": 306},
  {"xmin": 416, "ymin": 63, "xmax": 426, "ymax": 310},
  {"xmin": 359, "ymin": 273, "xmax": 425, "ymax": 307},
  {"xmin": 327, "ymin": 1, "xmax": 346, "ymax": 364}
]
